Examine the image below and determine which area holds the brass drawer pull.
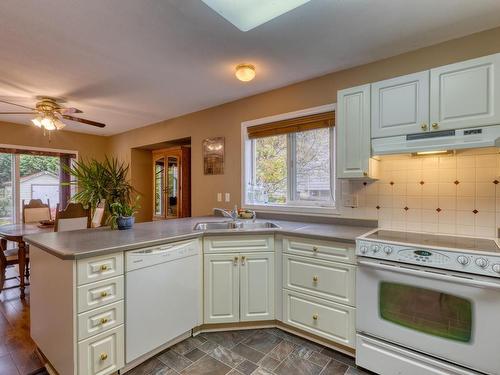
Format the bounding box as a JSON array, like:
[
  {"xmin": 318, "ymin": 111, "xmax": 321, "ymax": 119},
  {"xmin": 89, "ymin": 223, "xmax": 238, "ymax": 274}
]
[
  {"xmin": 312, "ymin": 314, "xmax": 319, "ymax": 321},
  {"xmin": 100, "ymin": 353, "xmax": 108, "ymax": 361},
  {"xmin": 100, "ymin": 264, "xmax": 108, "ymax": 271},
  {"xmin": 432, "ymin": 122, "xmax": 439, "ymax": 129},
  {"xmin": 421, "ymin": 123, "xmax": 428, "ymax": 131},
  {"xmin": 312, "ymin": 276, "xmax": 318, "ymax": 283},
  {"xmin": 100, "ymin": 318, "xmax": 108, "ymax": 325},
  {"xmin": 241, "ymin": 256, "xmax": 246, "ymax": 265},
  {"xmin": 233, "ymin": 256, "xmax": 239, "ymax": 266},
  {"xmin": 312, "ymin": 246, "xmax": 318, "ymax": 252},
  {"xmin": 100, "ymin": 291, "xmax": 108, "ymax": 298}
]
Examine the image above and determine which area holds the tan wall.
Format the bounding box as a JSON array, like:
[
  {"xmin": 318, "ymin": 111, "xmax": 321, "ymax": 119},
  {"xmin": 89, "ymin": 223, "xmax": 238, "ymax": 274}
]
[
  {"xmin": 0, "ymin": 120, "xmax": 109, "ymax": 161},
  {"xmin": 130, "ymin": 148, "xmax": 153, "ymax": 222},
  {"xmin": 109, "ymin": 26, "xmax": 500, "ymax": 219}
]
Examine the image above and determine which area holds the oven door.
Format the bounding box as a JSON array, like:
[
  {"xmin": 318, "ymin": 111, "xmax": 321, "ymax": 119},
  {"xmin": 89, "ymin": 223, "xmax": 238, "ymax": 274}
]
[{"xmin": 357, "ymin": 258, "xmax": 500, "ymax": 375}]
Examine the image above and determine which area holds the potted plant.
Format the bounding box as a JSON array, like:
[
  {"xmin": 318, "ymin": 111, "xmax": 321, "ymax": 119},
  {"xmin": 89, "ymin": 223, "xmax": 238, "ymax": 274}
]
[
  {"xmin": 65, "ymin": 156, "xmax": 137, "ymax": 225},
  {"xmin": 108, "ymin": 196, "xmax": 141, "ymax": 230}
]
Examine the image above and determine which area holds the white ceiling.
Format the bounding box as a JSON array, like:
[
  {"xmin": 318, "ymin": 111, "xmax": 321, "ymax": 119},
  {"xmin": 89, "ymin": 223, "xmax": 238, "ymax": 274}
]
[{"xmin": 1, "ymin": 0, "xmax": 500, "ymax": 136}]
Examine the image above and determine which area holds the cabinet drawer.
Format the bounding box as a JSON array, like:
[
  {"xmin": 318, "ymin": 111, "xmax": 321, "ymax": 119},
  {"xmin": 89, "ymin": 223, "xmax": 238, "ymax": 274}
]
[
  {"xmin": 283, "ymin": 254, "xmax": 356, "ymax": 306},
  {"xmin": 77, "ymin": 276, "xmax": 124, "ymax": 313},
  {"xmin": 283, "ymin": 236, "xmax": 355, "ymax": 264},
  {"xmin": 78, "ymin": 325, "xmax": 124, "ymax": 375},
  {"xmin": 204, "ymin": 235, "xmax": 274, "ymax": 253},
  {"xmin": 78, "ymin": 301, "xmax": 124, "ymax": 341},
  {"xmin": 77, "ymin": 253, "xmax": 123, "ymax": 285},
  {"xmin": 283, "ymin": 290, "xmax": 355, "ymax": 348}
]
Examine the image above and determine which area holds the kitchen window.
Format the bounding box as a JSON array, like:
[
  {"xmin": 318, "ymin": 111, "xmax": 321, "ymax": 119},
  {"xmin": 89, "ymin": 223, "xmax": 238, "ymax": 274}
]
[{"xmin": 242, "ymin": 105, "xmax": 336, "ymax": 213}]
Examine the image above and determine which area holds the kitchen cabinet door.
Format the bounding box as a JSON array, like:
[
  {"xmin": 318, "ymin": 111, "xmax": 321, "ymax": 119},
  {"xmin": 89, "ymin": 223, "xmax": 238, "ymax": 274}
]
[
  {"xmin": 336, "ymin": 84, "xmax": 372, "ymax": 178},
  {"xmin": 430, "ymin": 53, "xmax": 500, "ymax": 131},
  {"xmin": 204, "ymin": 254, "xmax": 240, "ymax": 323},
  {"xmin": 239, "ymin": 252, "xmax": 275, "ymax": 321},
  {"xmin": 371, "ymin": 71, "xmax": 430, "ymax": 138}
]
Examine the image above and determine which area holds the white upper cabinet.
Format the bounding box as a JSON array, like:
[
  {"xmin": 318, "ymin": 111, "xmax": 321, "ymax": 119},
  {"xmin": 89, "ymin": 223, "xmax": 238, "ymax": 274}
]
[
  {"xmin": 336, "ymin": 84, "xmax": 372, "ymax": 178},
  {"xmin": 430, "ymin": 54, "xmax": 500, "ymax": 131},
  {"xmin": 371, "ymin": 71, "xmax": 430, "ymax": 138}
]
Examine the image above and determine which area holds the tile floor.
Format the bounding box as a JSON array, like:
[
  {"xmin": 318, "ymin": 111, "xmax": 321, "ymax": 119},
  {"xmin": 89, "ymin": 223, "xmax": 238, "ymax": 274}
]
[{"xmin": 128, "ymin": 328, "xmax": 372, "ymax": 375}]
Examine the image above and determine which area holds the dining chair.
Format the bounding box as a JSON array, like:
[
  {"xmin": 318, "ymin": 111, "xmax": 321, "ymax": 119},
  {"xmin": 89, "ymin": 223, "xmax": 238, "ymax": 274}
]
[
  {"xmin": 91, "ymin": 200, "xmax": 106, "ymax": 228},
  {"xmin": 22, "ymin": 199, "xmax": 51, "ymax": 224},
  {"xmin": 54, "ymin": 203, "xmax": 92, "ymax": 232},
  {"xmin": 0, "ymin": 239, "xmax": 25, "ymax": 295}
]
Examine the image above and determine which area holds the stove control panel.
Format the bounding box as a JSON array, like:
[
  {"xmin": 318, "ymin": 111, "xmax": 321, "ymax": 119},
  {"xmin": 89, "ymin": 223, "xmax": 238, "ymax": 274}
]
[{"xmin": 356, "ymin": 239, "xmax": 500, "ymax": 278}]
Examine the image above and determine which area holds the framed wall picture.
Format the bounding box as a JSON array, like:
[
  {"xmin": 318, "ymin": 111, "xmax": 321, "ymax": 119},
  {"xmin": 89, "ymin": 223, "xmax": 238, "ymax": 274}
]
[{"xmin": 203, "ymin": 137, "xmax": 224, "ymax": 175}]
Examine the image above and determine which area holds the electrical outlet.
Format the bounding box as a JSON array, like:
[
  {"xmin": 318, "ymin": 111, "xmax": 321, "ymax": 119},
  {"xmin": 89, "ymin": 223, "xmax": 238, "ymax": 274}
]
[
  {"xmin": 217, "ymin": 193, "xmax": 222, "ymax": 202},
  {"xmin": 225, "ymin": 193, "xmax": 230, "ymax": 202}
]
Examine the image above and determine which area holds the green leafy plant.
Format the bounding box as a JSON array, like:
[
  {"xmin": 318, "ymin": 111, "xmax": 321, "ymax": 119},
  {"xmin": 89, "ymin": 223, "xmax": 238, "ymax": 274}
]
[
  {"xmin": 64, "ymin": 156, "xmax": 136, "ymax": 217},
  {"xmin": 107, "ymin": 196, "xmax": 141, "ymax": 229}
]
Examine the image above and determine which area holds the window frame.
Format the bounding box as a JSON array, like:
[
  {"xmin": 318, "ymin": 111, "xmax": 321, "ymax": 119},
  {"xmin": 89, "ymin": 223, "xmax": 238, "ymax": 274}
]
[{"xmin": 241, "ymin": 104, "xmax": 339, "ymax": 216}]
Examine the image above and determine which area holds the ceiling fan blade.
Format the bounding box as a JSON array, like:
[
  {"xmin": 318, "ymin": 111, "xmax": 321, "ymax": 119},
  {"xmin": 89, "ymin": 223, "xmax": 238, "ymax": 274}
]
[
  {"xmin": 62, "ymin": 115, "xmax": 106, "ymax": 128},
  {"xmin": 0, "ymin": 99, "xmax": 36, "ymax": 110},
  {"xmin": 0, "ymin": 111, "xmax": 37, "ymax": 114},
  {"xmin": 56, "ymin": 107, "xmax": 83, "ymax": 115}
]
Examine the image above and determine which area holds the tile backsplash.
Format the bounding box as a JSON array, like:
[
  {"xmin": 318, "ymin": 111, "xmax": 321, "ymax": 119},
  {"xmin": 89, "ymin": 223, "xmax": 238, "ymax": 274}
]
[{"xmin": 344, "ymin": 147, "xmax": 500, "ymax": 238}]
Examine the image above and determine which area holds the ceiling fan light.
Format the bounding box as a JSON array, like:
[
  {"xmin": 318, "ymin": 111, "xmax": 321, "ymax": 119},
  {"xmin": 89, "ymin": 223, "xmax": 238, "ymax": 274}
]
[
  {"xmin": 54, "ymin": 119, "xmax": 66, "ymax": 130},
  {"xmin": 41, "ymin": 116, "xmax": 56, "ymax": 131},
  {"xmin": 31, "ymin": 117, "xmax": 43, "ymax": 128}
]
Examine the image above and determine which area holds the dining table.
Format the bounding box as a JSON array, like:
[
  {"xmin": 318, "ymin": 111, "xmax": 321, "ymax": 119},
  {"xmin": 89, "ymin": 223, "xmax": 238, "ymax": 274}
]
[{"xmin": 0, "ymin": 223, "xmax": 54, "ymax": 299}]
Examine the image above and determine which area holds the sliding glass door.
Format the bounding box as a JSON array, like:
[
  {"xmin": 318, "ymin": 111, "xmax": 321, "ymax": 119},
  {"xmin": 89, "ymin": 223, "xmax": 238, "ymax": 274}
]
[{"xmin": 0, "ymin": 153, "xmax": 15, "ymax": 224}]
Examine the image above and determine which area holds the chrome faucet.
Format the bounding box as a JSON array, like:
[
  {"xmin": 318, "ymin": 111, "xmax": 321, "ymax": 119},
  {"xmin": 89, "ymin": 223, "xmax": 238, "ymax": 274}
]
[{"xmin": 213, "ymin": 206, "xmax": 239, "ymax": 221}]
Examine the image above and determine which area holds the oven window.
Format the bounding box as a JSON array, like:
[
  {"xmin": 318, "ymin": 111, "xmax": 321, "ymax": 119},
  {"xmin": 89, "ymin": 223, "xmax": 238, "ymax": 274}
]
[{"xmin": 379, "ymin": 282, "xmax": 472, "ymax": 342}]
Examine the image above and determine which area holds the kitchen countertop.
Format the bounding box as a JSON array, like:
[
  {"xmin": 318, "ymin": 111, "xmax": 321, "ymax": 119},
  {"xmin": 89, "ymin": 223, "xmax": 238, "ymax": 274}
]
[{"xmin": 24, "ymin": 216, "xmax": 375, "ymax": 260}]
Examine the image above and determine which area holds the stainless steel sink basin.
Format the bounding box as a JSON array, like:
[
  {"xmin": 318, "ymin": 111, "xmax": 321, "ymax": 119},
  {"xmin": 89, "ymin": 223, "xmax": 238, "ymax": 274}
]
[{"xmin": 193, "ymin": 221, "xmax": 280, "ymax": 231}]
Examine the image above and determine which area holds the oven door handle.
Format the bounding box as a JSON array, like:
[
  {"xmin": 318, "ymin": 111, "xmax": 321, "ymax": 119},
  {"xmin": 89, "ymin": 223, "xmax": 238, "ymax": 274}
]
[{"xmin": 358, "ymin": 260, "xmax": 500, "ymax": 290}]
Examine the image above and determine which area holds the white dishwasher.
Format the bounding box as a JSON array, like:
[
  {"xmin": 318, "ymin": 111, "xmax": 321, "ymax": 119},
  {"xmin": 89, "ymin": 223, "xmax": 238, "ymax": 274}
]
[{"xmin": 125, "ymin": 239, "xmax": 201, "ymax": 363}]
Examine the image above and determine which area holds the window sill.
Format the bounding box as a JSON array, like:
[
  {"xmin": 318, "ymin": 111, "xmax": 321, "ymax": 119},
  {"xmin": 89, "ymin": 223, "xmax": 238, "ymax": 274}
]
[{"xmin": 243, "ymin": 203, "xmax": 341, "ymax": 217}]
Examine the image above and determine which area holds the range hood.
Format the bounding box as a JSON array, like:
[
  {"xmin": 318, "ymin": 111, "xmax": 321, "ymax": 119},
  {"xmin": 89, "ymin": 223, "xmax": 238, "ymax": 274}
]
[{"xmin": 372, "ymin": 125, "xmax": 500, "ymax": 155}]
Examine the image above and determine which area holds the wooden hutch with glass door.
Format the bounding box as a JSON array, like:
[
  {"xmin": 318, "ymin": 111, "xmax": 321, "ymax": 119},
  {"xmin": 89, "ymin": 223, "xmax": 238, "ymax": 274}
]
[{"xmin": 152, "ymin": 147, "xmax": 191, "ymax": 219}]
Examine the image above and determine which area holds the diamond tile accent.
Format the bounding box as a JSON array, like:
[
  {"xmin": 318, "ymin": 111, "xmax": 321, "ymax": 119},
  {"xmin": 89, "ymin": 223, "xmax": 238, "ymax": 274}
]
[
  {"xmin": 419, "ymin": 181, "xmax": 425, "ymax": 185},
  {"xmin": 494, "ymin": 180, "xmax": 499, "ymax": 185},
  {"xmin": 404, "ymin": 207, "xmax": 409, "ymax": 211},
  {"xmin": 454, "ymin": 180, "xmax": 460, "ymax": 185},
  {"xmin": 376, "ymin": 205, "xmax": 380, "ymax": 210},
  {"xmin": 473, "ymin": 209, "xmax": 479, "ymax": 214},
  {"xmin": 436, "ymin": 208, "xmax": 442, "ymax": 212},
  {"xmin": 389, "ymin": 181, "xmax": 394, "ymax": 185}
]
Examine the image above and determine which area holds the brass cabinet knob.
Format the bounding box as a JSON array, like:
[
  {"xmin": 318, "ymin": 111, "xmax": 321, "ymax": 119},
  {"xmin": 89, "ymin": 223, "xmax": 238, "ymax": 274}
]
[
  {"xmin": 241, "ymin": 256, "xmax": 246, "ymax": 265},
  {"xmin": 312, "ymin": 314, "xmax": 319, "ymax": 321},
  {"xmin": 421, "ymin": 123, "xmax": 428, "ymax": 131},
  {"xmin": 100, "ymin": 291, "xmax": 108, "ymax": 298},
  {"xmin": 312, "ymin": 276, "xmax": 318, "ymax": 283},
  {"xmin": 100, "ymin": 318, "xmax": 108, "ymax": 325},
  {"xmin": 312, "ymin": 246, "xmax": 318, "ymax": 252},
  {"xmin": 100, "ymin": 264, "xmax": 108, "ymax": 271},
  {"xmin": 432, "ymin": 122, "xmax": 439, "ymax": 129},
  {"xmin": 233, "ymin": 256, "xmax": 239, "ymax": 266},
  {"xmin": 100, "ymin": 353, "xmax": 108, "ymax": 361},
  {"xmin": 363, "ymin": 171, "xmax": 368, "ymax": 177}
]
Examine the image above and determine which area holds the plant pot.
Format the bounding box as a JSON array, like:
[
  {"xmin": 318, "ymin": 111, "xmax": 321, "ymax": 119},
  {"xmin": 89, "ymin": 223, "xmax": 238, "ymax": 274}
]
[{"xmin": 116, "ymin": 216, "xmax": 135, "ymax": 230}]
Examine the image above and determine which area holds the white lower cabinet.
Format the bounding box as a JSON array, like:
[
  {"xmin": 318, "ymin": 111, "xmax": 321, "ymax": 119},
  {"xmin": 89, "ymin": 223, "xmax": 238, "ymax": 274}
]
[
  {"xmin": 283, "ymin": 290, "xmax": 355, "ymax": 348},
  {"xmin": 78, "ymin": 325, "xmax": 124, "ymax": 375},
  {"xmin": 203, "ymin": 238, "xmax": 275, "ymax": 324},
  {"xmin": 281, "ymin": 236, "xmax": 357, "ymax": 349},
  {"xmin": 240, "ymin": 252, "xmax": 274, "ymax": 321},
  {"xmin": 204, "ymin": 253, "xmax": 240, "ymax": 323}
]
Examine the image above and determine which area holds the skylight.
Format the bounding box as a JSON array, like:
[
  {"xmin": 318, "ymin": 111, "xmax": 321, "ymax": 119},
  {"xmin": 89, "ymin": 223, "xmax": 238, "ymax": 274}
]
[{"xmin": 201, "ymin": 0, "xmax": 311, "ymax": 32}]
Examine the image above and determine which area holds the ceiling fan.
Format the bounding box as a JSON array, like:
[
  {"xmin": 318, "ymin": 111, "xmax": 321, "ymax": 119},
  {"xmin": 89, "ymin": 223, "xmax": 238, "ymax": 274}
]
[{"xmin": 0, "ymin": 96, "xmax": 105, "ymax": 131}]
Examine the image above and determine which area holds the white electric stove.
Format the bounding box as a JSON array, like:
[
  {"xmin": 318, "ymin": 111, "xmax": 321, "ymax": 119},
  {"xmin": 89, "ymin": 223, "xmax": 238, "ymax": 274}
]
[{"xmin": 356, "ymin": 229, "xmax": 500, "ymax": 375}]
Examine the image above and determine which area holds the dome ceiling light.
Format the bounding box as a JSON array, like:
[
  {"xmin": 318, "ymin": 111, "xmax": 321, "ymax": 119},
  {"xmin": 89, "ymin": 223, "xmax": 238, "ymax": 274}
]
[{"xmin": 235, "ymin": 64, "xmax": 256, "ymax": 82}]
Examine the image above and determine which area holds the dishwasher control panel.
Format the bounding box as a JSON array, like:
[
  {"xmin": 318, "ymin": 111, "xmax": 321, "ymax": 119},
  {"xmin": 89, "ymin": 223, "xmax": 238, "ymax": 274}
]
[{"xmin": 125, "ymin": 239, "xmax": 199, "ymax": 271}]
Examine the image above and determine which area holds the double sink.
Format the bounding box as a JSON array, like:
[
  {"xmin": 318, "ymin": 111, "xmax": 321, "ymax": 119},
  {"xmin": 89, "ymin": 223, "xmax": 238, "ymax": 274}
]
[{"xmin": 193, "ymin": 221, "xmax": 279, "ymax": 231}]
